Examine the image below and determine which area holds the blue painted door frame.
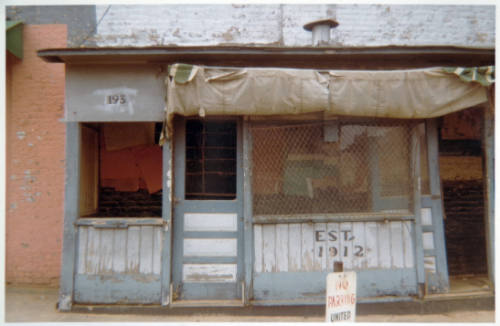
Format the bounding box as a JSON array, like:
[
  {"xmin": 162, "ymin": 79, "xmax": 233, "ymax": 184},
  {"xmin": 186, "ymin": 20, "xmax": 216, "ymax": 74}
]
[{"xmin": 171, "ymin": 117, "xmax": 244, "ymax": 301}]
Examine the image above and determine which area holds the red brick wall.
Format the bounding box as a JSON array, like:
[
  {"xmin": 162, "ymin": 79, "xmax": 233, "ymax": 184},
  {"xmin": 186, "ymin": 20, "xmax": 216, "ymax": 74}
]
[{"xmin": 6, "ymin": 24, "xmax": 67, "ymax": 286}]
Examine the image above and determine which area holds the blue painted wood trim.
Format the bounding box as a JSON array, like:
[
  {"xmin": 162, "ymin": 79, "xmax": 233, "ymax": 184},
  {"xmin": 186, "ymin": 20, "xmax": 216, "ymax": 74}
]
[
  {"xmin": 172, "ymin": 118, "xmax": 186, "ymax": 295},
  {"xmin": 483, "ymin": 103, "xmax": 495, "ymax": 285},
  {"xmin": 74, "ymin": 274, "xmax": 161, "ymax": 304},
  {"xmin": 236, "ymin": 118, "xmax": 245, "ymax": 298},
  {"xmin": 180, "ymin": 283, "xmax": 241, "ymax": 301},
  {"xmin": 182, "ymin": 231, "xmax": 239, "ymax": 238},
  {"xmin": 58, "ymin": 122, "xmax": 81, "ymax": 311},
  {"xmin": 252, "ymin": 296, "xmax": 415, "ymax": 306},
  {"xmin": 171, "ymin": 117, "xmax": 245, "ymax": 302},
  {"xmin": 182, "ymin": 257, "xmax": 238, "ymax": 264},
  {"xmin": 242, "ymin": 119, "xmax": 254, "ymax": 304},
  {"xmin": 425, "ymin": 119, "xmax": 449, "ymax": 293},
  {"xmin": 369, "ymin": 141, "xmax": 381, "ymax": 211},
  {"xmin": 160, "ymin": 138, "xmax": 173, "ymax": 306},
  {"xmin": 411, "ymin": 125, "xmax": 425, "ymax": 295},
  {"xmin": 253, "ymin": 212, "xmax": 414, "ymax": 224},
  {"xmin": 76, "ymin": 218, "xmax": 163, "ymax": 227},
  {"xmin": 253, "ymin": 269, "xmax": 417, "ymax": 302}
]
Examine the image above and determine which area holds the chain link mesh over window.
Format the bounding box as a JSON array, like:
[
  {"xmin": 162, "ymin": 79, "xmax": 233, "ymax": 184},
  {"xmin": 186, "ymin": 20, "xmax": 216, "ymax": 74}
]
[{"xmin": 251, "ymin": 119, "xmax": 415, "ymax": 216}]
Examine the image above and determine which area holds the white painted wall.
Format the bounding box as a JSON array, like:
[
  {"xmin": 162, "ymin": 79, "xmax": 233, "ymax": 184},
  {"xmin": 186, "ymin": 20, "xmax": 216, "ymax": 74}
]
[{"xmin": 94, "ymin": 4, "xmax": 494, "ymax": 48}]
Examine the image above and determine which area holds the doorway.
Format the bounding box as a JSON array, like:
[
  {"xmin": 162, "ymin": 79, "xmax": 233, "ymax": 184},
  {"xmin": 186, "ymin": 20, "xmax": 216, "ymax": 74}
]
[
  {"xmin": 438, "ymin": 107, "xmax": 491, "ymax": 294},
  {"xmin": 171, "ymin": 117, "xmax": 244, "ymax": 303}
]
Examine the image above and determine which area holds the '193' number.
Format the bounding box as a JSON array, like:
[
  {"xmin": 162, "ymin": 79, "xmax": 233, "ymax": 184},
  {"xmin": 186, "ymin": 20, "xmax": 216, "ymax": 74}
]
[{"xmin": 107, "ymin": 94, "xmax": 126, "ymax": 104}]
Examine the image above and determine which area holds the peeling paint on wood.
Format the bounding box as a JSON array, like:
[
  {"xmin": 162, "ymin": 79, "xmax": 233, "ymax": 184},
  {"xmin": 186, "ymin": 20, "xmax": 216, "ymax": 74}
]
[
  {"xmin": 77, "ymin": 225, "xmax": 162, "ymax": 276},
  {"xmin": 77, "ymin": 226, "xmax": 88, "ymax": 274},
  {"xmin": 263, "ymin": 225, "xmax": 276, "ymax": 272},
  {"xmin": 288, "ymin": 223, "xmax": 301, "ymax": 272},
  {"xmin": 184, "ymin": 238, "xmax": 237, "ymax": 257},
  {"xmin": 184, "ymin": 213, "xmax": 237, "ymax": 232},
  {"xmin": 254, "ymin": 221, "xmax": 415, "ymax": 272},
  {"xmin": 182, "ymin": 264, "xmax": 237, "ymax": 283},
  {"xmin": 127, "ymin": 226, "xmax": 141, "ymax": 273}
]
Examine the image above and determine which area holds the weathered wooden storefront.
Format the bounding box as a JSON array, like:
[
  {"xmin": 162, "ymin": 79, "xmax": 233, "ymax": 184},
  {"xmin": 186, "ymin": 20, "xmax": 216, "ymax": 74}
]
[{"xmin": 37, "ymin": 47, "xmax": 494, "ymax": 310}]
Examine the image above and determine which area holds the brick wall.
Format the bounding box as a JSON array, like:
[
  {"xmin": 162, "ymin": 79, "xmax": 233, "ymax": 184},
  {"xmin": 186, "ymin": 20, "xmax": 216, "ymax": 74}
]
[{"xmin": 6, "ymin": 24, "xmax": 67, "ymax": 286}]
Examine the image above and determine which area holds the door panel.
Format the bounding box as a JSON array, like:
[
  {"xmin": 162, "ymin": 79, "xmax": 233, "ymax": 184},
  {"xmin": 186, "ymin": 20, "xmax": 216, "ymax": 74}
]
[{"xmin": 172, "ymin": 118, "xmax": 244, "ymax": 301}]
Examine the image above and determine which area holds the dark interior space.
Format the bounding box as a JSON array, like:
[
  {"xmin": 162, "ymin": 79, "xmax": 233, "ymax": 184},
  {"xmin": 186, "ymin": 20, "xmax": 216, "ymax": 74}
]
[
  {"xmin": 185, "ymin": 119, "xmax": 237, "ymax": 200},
  {"xmin": 442, "ymin": 179, "xmax": 487, "ymax": 275},
  {"xmin": 80, "ymin": 122, "xmax": 163, "ymax": 218},
  {"xmin": 439, "ymin": 112, "xmax": 488, "ymax": 276}
]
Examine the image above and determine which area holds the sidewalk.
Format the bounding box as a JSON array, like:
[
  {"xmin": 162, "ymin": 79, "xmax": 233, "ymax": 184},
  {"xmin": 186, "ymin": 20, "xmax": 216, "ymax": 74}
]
[{"xmin": 5, "ymin": 285, "xmax": 495, "ymax": 323}]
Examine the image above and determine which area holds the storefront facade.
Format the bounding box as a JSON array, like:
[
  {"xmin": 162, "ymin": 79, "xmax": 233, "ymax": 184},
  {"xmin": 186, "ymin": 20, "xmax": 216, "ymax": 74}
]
[{"xmin": 38, "ymin": 47, "xmax": 494, "ymax": 310}]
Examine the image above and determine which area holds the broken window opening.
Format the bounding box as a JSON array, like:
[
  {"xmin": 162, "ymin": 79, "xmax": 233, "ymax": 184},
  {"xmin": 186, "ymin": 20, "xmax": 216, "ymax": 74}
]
[{"xmin": 79, "ymin": 122, "xmax": 163, "ymax": 218}]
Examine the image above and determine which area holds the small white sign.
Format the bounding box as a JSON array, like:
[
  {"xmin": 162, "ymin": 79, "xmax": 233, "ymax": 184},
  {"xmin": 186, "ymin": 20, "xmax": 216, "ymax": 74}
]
[{"xmin": 325, "ymin": 271, "xmax": 357, "ymax": 323}]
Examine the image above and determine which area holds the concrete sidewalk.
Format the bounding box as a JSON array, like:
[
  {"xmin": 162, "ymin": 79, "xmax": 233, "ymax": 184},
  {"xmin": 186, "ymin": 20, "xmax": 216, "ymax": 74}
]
[{"xmin": 5, "ymin": 285, "xmax": 495, "ymax": 323}]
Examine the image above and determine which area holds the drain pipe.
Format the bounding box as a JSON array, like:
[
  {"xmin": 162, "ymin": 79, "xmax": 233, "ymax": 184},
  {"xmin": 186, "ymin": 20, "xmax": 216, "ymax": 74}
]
[{"xmin": 303, "ymin": 19, "xmax": 339, "ymax": 46}]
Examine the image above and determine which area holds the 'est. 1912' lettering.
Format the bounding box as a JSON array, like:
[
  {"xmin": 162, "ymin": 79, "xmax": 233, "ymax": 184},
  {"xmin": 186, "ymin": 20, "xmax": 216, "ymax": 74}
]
[
  {"xmin": 107, "ymin": 94, "xmax": 127, "ymax": 105},
  {"xmin": 315, "ymin": 230, "xmax": 364, "ymax": 258}
]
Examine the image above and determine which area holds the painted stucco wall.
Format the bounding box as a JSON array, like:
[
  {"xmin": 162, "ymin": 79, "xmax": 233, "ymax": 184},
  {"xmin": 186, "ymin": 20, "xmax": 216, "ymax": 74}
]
[
  {"xmin": 6, "ymin": 24, "xmax": 67, "ymax": 286},
  {"xmin": 93, "ymin": 4, "xmax": 495, "ymax": 48}
]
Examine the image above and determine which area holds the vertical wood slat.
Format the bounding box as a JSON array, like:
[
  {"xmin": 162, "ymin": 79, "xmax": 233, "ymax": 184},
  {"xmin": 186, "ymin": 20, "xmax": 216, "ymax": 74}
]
[
  {"xmin": 112, "ymin": 229, "xmax": 127, "ymax": 273},
  {"xmin": 99, "ymin": 229, "xmax": 114, "ymax": 273},
  {"xmin": 327, "ymin": 223, "xmax": 340, "ymax": 272},
  {"xmin": 288, "ymin": 223, "xmax": 302, "ymax": 272},
  {"xmin": 313, "ymin": 223, "xmax": 327, "ymax": 271},
  {"xmin": 276, "ymin": 224, "xmax": 289, "ymax": 272},
  {"xmin": 254, "ymin": 225, "xmax": 263, "ymax": 273},
  {"xmin": 152, "ymin": 227, "xmax": 162, "ymax": 275},
  {"xmin": 365, "ymin": 222, "xmax": 378, "ymax": 268},
  {"xmin": 263, "ymin": 225, "xmax": 276, "ymax": 272},
  {"xmin": 403, "ymin": 221, "xmax": 415, "ymax": 268},
  {"xmin": 86, "ymin": 227, "xmax": 100, "ymax": 274},
  {"xmin": 140, "ymin": 226, "xmax": 154, "ymax": 274},
  {"xmin": 301, "ymin": 223, "xmax": 314, "ymax": 271},
  {"xmin": 390, "ymin": 221, "xmax": 404, "ymax": 268},
  {"xmin": 79, "ymin": 126, "xmax": 99, "ymax": 217},
  {"xmin": 340, "ymin": 222, "xmax": 353, "ymax": 269},
  {"xmin": 352, "ymin": 222, "xmax": 366, "ymax": 269},
  {"xmin": 127, "ymin": 226, "xmax": 141, "ymax": 273},
  {"xmin": 77, "ymin": 226, "xmax": 88, "ymax": 274},
  {"xmin": 378, "ymin": 222, "xmax": 391, "ymax": 269}
]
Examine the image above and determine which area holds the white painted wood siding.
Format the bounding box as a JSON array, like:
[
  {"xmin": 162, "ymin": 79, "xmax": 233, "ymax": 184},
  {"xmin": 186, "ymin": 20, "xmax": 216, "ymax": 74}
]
[
  {"xmin": 77, "ymin": 226, "xmax": 163, "ymax": 275},
  {"xmin": 183, "ymin": 264, "xmax": 237, "ymax": 283},
  {"xmin": 254, "ymin": 221, "xmax": 415, "ymax": 272},
  {"xmin": 183, "ymin": 239, "xmax": 237, "ymax": 257},
  {"xmin": 184, "ymin": 213, "xmax": 237, "ymax": 232}
]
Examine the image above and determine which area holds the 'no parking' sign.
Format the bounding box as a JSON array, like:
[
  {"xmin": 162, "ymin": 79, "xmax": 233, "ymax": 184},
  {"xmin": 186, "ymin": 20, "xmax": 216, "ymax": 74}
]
[{"xmin": 325, "ymin": 272, "xmax": 356, "ymax": 322}]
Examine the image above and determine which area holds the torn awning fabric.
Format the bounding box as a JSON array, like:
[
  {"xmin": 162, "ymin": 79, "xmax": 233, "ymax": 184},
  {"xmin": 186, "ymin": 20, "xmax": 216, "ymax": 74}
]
[{"xmin": 163, "ymin": 64, "xmax": 493, "ymax": 138}]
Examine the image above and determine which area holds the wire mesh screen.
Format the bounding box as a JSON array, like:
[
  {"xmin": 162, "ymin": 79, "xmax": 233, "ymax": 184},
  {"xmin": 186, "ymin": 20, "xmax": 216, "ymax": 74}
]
[{"xmin": 251, "ymin": 120, "xmax": 414, "ymax": 216}]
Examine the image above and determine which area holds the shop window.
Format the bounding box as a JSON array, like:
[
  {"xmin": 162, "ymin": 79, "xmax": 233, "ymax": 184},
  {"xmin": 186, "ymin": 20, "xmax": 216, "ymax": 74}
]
[
  {"xmin": 251, "ymin": 119, "xmax": 414, "ymax": 216},
  {"xmin": 185, "ymin": 119, "xmax": 237, "ymax": 200},
  {"xmin": 79, "ymin": 122, "xmax": 163, "ymax": 217}
]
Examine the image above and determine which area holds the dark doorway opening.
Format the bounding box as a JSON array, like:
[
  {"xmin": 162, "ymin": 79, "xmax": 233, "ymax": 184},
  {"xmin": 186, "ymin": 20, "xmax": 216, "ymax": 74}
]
[
  {"xmin": 185, "ymin": 119, "xmax": 237, "ymax": 200},
  {"xmin": 438, "ymin": 107, "xmax": 490, "ymax": 293}
]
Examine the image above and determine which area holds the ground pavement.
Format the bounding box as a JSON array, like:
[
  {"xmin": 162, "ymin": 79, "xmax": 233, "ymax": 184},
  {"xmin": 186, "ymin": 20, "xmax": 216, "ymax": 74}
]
[{"xmin": 4, "ymin": 285, "xmax": 495, "ymax": 323}]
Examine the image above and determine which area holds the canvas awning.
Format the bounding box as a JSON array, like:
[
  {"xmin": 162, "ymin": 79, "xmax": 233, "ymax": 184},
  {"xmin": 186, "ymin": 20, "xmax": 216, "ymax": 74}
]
[{"xmin": 164, "ymin": 64, "xmax": 494, "ymax": 137}]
